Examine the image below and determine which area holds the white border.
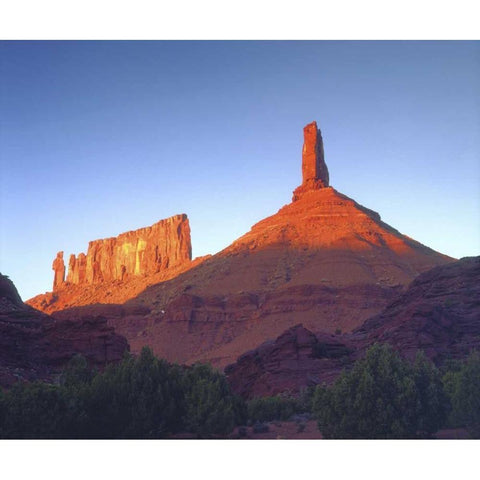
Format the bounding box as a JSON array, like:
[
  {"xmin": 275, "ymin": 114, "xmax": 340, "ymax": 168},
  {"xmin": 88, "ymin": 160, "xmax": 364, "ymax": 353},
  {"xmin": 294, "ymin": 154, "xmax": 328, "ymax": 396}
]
[{"xmin": 1, "ymin": 1, "xmax": 479, "ymax": 40}]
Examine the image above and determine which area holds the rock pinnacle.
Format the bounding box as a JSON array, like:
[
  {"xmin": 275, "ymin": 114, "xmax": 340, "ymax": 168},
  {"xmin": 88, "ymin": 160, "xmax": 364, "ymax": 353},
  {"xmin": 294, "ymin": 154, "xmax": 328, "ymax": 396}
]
[{"xmin": 293, "ymin": 121, "xmax": 330, "ymax": 201}]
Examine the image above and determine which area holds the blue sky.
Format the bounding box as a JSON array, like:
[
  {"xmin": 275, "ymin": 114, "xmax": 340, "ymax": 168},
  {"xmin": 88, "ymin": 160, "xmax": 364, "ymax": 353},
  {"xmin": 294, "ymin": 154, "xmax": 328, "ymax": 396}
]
[{"xmin": 1, "ymin": 41, "xmax": 479, "ymax": 300}]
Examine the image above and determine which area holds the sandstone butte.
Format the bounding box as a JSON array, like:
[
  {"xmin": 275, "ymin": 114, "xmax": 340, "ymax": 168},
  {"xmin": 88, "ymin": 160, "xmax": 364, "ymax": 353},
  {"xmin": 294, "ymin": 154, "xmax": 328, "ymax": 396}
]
[
  {"xmin": 28, "ymin": 121, "xmax": 454, "ymax": 370},
  {"xmin": 28, "ymin": 213, "xmax": 200, "ymax": 311}
]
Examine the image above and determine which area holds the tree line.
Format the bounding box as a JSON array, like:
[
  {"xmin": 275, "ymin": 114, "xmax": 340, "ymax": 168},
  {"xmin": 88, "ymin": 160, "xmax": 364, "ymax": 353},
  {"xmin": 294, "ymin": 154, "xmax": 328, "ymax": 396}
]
[{"xmin": 0, "ymin": 344, "xmax": 478, "ymax": 438}]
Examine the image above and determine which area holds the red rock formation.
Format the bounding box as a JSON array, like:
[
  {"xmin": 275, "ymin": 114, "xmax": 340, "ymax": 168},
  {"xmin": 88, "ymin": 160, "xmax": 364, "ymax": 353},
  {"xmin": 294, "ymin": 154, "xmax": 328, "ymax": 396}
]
[
  {"xmin": 28, "ymin": 214, "xmax": 196, "ymax": 313},
  {"xmin": 0, "ymin": 273, "xmax": 129, "ymax": 387},
  {"xmin": 28, "ymin": 121, "xmax": 454, "ymax": 372},
  {"xmin": 67, "ymin": 253, "xmax": 87, "ymax": 284},
  {"xmin": 64, "ymin": 214, "xmax": 191, "ymax": 286},
  {"xmin": 225, "ymin": 325, "xmax": 352, "ymax": 399},
  {"xmin": 52, "ymin": 251, "xmax": 65, "ymax": 291},
  {"xmin": 292, "ymin": 121, "xmax": 329, "ymax": 201},
  {"xmin": 354, "ymin": 256, "xmax": 480, "ymax": 363},
  {"xmin": 225, "ymin": 257, "xmax": 480, "ymax": 398}
]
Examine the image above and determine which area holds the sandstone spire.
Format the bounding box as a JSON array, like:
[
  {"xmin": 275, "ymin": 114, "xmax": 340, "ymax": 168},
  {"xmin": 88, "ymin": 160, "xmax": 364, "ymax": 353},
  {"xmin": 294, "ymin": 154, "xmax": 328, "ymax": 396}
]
[
  {"xmin": 52, "ymin": 251, "xmax": 65, "ymax": 291},
  {"xmin": 293, "ymin": 121, "xmax": 329, "ymax": 201}
]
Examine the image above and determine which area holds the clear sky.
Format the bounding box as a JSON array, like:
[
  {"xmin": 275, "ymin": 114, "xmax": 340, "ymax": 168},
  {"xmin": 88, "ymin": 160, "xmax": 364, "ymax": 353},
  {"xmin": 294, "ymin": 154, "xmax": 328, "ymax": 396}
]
[{"xmin": 1, "ymin": 41, "xmax": 479, "ymax": 301}]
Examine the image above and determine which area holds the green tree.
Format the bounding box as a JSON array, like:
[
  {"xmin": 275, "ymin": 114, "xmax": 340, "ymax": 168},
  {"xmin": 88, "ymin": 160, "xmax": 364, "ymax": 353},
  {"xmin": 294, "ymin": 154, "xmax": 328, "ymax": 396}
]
[
  {"xmin": 411, "ymin": 351, "xmax": 449, "ymax": 437},
  {"xmin": 1, "ymin": 382, "xmax": 68, "ymax": 438},
  {"xmin": 182, "ymin": 363, "xmax": 244, "ymax": 437},
  {"xmin": 312, "ymin": 344, "xmax": 448, "ymax": 439},
  {"xmin": 247, "ymin": 394, "xmax": 301, "ymax": 423},
  {"xmin": 60, "ymin": 354, "xmax": 94, "ymax": 388},
  {"xmin": 443, "ymin": 350, "xmax": 480, "ymax": 438},
  {"xmin": 0, "ymin": 348, "xmax": 247, "ymax": 439},
  {"xmin": 85, "ymin": 347, "xmax": 184, "ymax": 438}
]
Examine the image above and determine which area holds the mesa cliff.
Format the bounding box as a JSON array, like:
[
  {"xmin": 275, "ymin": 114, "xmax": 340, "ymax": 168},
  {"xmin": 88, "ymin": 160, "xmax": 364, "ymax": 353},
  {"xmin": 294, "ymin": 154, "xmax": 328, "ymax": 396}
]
[
  {"xmin": 28, "ymin": 214, "xmax": 197, "ymax": 312},
  {"xmin": 54, "ymin": 214, "xmax": 191, "ymax": 289}
]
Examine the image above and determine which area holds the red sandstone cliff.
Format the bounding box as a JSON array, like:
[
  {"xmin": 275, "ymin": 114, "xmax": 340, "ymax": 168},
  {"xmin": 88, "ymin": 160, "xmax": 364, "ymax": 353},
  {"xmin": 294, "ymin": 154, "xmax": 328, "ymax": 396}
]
[
  {"xmin": 59, "ymin": 214, "xmax": 191, "ymax": 287},
  {"xmin": 29, "ymin": 214, "xmax": 195, "ymax": 311}
]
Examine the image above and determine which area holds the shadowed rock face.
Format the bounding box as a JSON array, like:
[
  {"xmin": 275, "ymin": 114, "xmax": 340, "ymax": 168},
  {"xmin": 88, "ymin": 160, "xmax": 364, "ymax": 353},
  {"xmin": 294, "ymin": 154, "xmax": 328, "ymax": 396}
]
[
  {"xmin": 0, "ymin": 273, "xmax": 129, "ymax": 387},
  {"xmin": 225, "ymin": 324, "xmax": 352, "ymax": 399},
  {"xmin": 225, "ymin": 257, "xmax": 480, "ymax": 398},
  {"xmin": 354, "ymin": 256, "xmax": 480, "ymax": 363}
]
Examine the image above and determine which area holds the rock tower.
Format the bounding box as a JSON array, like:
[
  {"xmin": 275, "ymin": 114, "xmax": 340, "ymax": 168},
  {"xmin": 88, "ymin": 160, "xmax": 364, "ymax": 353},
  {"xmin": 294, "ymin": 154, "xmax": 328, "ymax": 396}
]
[
  {"xmin": 52, "ymin": 251, "xmax": 65, "ymax": 291},
  {"xmin": 292, "ymin": 121, "xmax": 329, "ymax": 201}
]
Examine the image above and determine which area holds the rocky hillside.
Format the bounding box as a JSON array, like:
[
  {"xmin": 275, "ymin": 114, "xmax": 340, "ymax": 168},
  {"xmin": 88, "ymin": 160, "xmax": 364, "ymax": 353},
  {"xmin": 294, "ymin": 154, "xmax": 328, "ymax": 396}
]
[
  {"xmin": 225, "ymin": 257, "xmax": 480, "ymax": 398},
  {"xmin": 0, "ymin": 273, "xmax": 129, "ymax": 387},
  {"xmin": 355, "ymin": 256, "xmax": 480, "ymax": 363}
]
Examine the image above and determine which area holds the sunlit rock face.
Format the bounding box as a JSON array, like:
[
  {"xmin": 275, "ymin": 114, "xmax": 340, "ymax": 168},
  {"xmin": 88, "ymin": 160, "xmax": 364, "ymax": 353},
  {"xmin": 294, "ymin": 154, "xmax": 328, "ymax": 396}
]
[
  {"xmin": 64, "ymin": 214, "xmax": 192, "ymax": 286},
  {"xmin": 293, "ymin": 121, "xmax": 329, "ymax": 201},
  {"xmin": 67, "ymin": 253, "xmax": 87, "ymax": 284},
  {"xmin": 52, "ymin": 251, "xmax": 65, "ymax": 291},
  {"xmin": 28, "ymin": 214, "xmax": 198, "ymax": 312}
]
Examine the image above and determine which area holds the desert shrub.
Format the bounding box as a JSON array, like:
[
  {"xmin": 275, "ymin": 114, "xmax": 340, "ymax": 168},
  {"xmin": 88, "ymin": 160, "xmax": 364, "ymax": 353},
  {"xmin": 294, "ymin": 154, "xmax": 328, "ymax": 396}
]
[
  {"xmin": 312, "ymin": 344, "xmax": 448, "ymax": 439},
  {"xmin": 1, "ymin": 381, "xmax": 69, "ymax": 438},
  {"xmin": 443, "ymin": 350, "xmax": 480, "ymax": 438},
  {"xmin": 247, "ymin": 394, "xmax": 302, "ymax": 423},
  {"xmin": 84, "ymin": 347, "xmax": 184, "ymax": 438},
  {"xmin": 297, "ymin": 386, "xmax": 315, "ymax": 413},
  {"xmin": 0, "ymin": 348, "xmax": 246, "ymax": 439},
  {"xmin": 60, "ymin": 354, "xmax": 95, "ymax": 388},
  {"xmin": 182, "ymin": 363, "xmax": 245, "ymax": 437}
]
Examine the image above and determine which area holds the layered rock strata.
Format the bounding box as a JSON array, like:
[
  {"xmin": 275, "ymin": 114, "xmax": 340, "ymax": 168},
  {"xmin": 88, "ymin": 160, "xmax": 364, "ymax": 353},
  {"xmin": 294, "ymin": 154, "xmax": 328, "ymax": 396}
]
[
  {"xmin": 0, "ymin": 273, "xmax": 129, "ymax": 387},
  {"xmin": 355, "ymin": 256, "xmax": 480, "ymax": 363},
  {"xmin": 225, "ymin": 257, "xmax": 479, "ymax": 398}
]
